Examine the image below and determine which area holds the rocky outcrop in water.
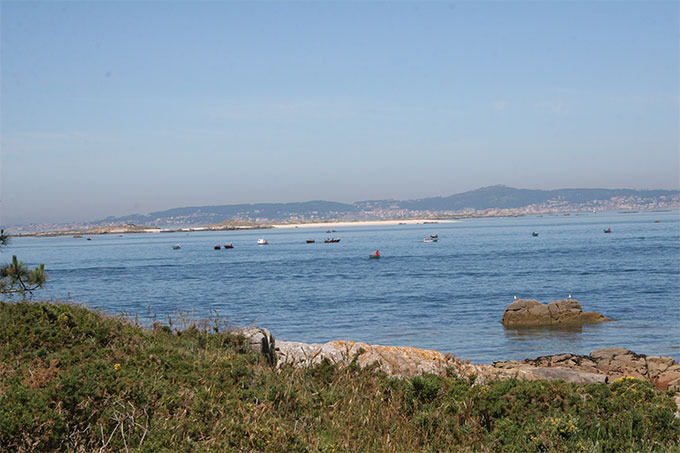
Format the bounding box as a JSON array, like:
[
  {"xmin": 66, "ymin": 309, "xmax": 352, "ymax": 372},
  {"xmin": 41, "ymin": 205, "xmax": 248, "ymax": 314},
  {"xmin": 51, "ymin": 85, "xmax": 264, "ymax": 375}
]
[{"xmin": 501, "ymin": 299, "xmax": 612, "ymax": 326}]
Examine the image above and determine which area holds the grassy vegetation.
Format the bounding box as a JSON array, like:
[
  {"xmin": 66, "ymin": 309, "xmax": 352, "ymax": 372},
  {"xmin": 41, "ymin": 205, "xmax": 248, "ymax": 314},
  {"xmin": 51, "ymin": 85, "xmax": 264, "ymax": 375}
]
[{"xmin": 1, "ymin": 301, "xmax": 679, "ymax": 452}]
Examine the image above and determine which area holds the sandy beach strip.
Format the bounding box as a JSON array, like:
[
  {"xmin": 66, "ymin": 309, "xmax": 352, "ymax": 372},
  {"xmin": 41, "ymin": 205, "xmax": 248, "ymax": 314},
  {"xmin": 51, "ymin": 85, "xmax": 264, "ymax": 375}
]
[{"xmin": 270, "ymin": 219, "xmax": 458, "ymax": 229}]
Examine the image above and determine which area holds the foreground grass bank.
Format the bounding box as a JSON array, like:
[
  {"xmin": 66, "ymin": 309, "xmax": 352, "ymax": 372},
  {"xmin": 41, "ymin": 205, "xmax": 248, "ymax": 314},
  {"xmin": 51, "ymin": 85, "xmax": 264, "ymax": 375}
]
[{"xmin": 1, "ymin": 301, "xmax": 679, "ymax": 452}]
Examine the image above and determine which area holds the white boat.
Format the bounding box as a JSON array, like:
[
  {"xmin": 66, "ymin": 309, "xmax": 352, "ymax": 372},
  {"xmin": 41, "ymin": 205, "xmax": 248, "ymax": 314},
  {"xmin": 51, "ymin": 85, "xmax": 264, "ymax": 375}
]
[
  {"xmin": 257, "ymin": 238, "xmax": 268, "ymax": 245},
  {"xmin": 172, "ymin": 244, "xmax": 181, "ymax": 250}
]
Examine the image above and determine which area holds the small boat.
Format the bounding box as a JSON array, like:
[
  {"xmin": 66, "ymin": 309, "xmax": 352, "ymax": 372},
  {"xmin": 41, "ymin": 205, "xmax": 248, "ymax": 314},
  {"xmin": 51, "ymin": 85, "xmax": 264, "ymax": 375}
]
[
  {"xmin": 306, "ymin": 239, "xmax": 315, "ymax": 243},
  {"xmin": 424, "ymin": 237, "xmax": 434, "ymax": 243},
  {"xmin": 214, "ymin": 244, "xmax": 221, "ymax": 250},
  {"xmin": 604, "ymin": 228, "xmax": 612, "ymax": 233},
  {"xmin": 257, "ymin": 239, "xmax": 268, "ymax": 245},
  {"xmin": 324, "ymin": 238, "xmax": 341, "ymax": 243},
  {"xmin": 224, "ymin": 243, "xmax": 233, "ymax": 249},
  {"xmin": 172, "ymin": 244, "xmax": 181, "ymax": 250},
  {"xmin": 87, "ymin": 237, "xmax": 92, "ymax": 241},
  {"xmin": 532, "ymin": 232, "xmax": 539, "ymax": 237},
  {"xmin": 369, "ymin": 254, "xmax": 381, "ymax": 259}
]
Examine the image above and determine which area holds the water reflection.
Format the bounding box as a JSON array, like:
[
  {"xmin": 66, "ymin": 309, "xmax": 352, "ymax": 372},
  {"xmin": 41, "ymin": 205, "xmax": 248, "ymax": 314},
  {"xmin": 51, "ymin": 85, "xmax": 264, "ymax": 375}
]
[{"xmin": 503, "ymin": 324, "xmax": 585, "ymax": 342}]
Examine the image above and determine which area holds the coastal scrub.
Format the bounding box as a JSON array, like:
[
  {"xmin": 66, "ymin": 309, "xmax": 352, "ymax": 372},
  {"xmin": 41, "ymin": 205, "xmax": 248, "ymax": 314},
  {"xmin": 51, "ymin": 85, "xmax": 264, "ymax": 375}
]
[{"xmin": 1, "ymin": 301, "xmax": 678, "ymax": 452}]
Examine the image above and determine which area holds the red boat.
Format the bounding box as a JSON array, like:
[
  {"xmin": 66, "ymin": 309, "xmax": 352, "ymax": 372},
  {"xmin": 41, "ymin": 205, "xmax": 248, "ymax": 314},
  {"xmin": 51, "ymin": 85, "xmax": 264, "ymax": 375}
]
[
  {"xmin": 214, "ymin": 245, "xmax": 221, "ymax": 250},
  {"xmin": 224, "ymin": 243, "xmax": 234, "ymax": 249}
]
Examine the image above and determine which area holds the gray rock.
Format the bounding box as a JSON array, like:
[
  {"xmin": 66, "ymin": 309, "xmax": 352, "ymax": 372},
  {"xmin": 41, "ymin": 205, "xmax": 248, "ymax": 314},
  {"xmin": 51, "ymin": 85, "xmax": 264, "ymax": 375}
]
[
  {"xmin": 232, "ymin": 326, "xmax": 276, "ymax": 365},
  {"xmin": 656, "ymin": 364, "xmax": 680, "ymax": 391},
  {"xmin": 527, "ymin": 367, "xmax": 608, "ymax": 385},
  {"xmin": 589, "ymin": 347, "xmax": 647, "ymax": 377},
  {"xmin": 647, "ymin": 356, "xmax": 675, "ymax": 376},
  {"xmin": 590, "ymin": 347, "xmax": 633, "ymax": 361},
  {"xmin": 276, "ymin": 340, "xmax": 458, "ymax": 377}
]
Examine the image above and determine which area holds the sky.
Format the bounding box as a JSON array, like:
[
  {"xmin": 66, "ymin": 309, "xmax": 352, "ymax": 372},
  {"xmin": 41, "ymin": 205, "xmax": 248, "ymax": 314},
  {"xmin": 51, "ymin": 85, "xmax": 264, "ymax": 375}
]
[{"xmin": 1, "ymin": 1, "xmax": 678, "ymax": 225}]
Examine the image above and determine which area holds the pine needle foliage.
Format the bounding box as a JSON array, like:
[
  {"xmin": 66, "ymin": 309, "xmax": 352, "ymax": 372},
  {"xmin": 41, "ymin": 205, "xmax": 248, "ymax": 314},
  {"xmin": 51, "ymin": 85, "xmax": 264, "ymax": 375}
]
[{"xmin": 0, "ymin": 230, "xmax": 47, "ymax": 299}]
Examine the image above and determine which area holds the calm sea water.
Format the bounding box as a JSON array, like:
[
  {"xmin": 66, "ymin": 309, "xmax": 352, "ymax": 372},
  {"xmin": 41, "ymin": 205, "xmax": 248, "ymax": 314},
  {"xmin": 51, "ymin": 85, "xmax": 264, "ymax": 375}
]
[{"xmin": 6, "ymin": 211, "xmax": 680, "ymax": 363}]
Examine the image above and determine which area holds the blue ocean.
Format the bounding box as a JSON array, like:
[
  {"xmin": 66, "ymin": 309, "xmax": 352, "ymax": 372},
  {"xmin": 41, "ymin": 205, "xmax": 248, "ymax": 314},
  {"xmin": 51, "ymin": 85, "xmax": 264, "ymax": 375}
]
[{"xmin": 6, "ymin": 211, "xmax": 680, "ymax": 364}]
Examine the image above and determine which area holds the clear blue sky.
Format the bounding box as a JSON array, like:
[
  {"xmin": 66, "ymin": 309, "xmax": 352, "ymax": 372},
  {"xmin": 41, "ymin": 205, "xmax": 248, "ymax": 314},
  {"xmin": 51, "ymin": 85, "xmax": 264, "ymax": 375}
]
[{"xmin": 1, "ymin": 1, "xmax": 678, "ymax": 225}]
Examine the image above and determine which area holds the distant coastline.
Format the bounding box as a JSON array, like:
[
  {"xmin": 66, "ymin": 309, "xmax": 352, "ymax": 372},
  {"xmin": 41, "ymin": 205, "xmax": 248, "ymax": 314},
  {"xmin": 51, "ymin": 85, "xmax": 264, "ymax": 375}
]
[
  {"xmin": 270, "ymin": 218, "xmax": 457, "ymax": 229},
  {"xmin": 10, "ymin": 208, "xmax": 679, "ymax": 237},
  {"xmin": 6, "ymin": 185, "xmax": 678, "ymax": 235},
  {"xmin": 10, "ymin": 223, "xmax": 272, "ymax": 238},
  {"xmin": 11, "ymin": 218, "xmax": 458, "ymax": 238}
]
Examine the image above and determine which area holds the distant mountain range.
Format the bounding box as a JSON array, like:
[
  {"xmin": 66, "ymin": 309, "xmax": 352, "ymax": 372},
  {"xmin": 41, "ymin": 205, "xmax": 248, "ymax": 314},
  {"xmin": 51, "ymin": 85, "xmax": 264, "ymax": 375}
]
[
  {"xmin": 375, "ymin": 186, "xmax": 678, "ymax": 211},
  {"xmin": 92, "ymin": 185, "xmax": 679, "ymax": 228}
]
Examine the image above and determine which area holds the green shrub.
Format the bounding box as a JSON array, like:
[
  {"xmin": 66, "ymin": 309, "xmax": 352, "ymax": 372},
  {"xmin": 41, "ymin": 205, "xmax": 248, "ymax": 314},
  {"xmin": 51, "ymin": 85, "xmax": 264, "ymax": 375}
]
[{"xmin": 1, "ymin": 301, "xmax": 679, "ymax": 452}]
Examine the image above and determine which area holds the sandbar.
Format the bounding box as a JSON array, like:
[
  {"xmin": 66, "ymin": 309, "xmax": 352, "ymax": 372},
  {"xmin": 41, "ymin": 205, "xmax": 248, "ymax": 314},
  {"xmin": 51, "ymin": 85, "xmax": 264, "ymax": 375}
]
[{"xmin": 270, "ymin": 219, "xmax": 458, "ymax": 229}]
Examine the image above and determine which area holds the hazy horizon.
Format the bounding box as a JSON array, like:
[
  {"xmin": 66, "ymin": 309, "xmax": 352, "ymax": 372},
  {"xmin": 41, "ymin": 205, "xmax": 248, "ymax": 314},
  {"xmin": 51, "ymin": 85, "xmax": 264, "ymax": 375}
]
[
  {"xmin": 4, "ymin": 184, "xmax": 679, "ymax": 228},
  {"xmin": 2, "ymin": 2, "xmax": 678, "ymax": 225}
]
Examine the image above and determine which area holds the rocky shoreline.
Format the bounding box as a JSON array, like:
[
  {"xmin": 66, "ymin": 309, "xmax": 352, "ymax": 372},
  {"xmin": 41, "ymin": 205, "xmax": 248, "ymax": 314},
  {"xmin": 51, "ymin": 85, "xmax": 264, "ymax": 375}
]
[
  {"xmin": 233, "ymin": 326, "xmax": 680, "ymax": 417},
  {"xmin": 233, "ymin": 298, "xmax": 678, "ymax": 394}
]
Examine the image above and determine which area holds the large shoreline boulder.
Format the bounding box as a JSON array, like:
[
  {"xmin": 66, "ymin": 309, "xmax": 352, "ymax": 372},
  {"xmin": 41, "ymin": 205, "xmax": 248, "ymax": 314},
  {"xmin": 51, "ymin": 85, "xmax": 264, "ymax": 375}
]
[
  {"xmin": 232, "ymin": 326, "xmax": 276, "ymax": 365},
  {"xmin": 501, "ymin": 298, "xmax": 612, "ymax": 327}
]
